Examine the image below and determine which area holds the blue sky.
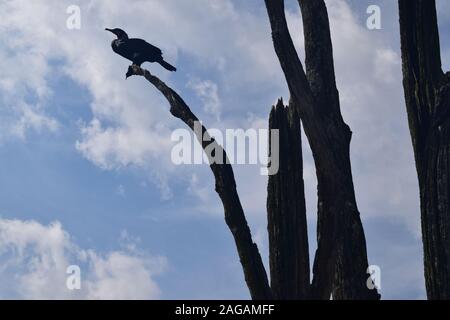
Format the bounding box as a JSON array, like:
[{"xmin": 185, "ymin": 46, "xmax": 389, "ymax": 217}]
[{"xmin": 0, "ymin": 0, "xmax": 449, "ymax": 299}]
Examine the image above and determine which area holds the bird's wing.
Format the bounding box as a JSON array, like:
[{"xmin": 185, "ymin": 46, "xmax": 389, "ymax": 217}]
[{"xmin": 128, "ymin": 39, "xmax": 162, "ymax": 57}]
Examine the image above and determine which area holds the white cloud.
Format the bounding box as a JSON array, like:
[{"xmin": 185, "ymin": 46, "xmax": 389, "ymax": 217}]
[
  {"xmin": 0, "ymin": 218, "xmax": 166, "ymax": 299},
  {"xmin": 373, "ymin": 48, "xmax": 401, "ymax": 83},
  {"xmin": 187, "ymin": 78, "xmax": 221, "ymax": 121},
  {"xmin": 0, "ymin": 0, "xmax": 60, "ymax": 141},
  {"xmin": 75, "ymin": 118, "xmax": 172, "ymax": 170},
  {"xmin": 84, "ymin": 251, "xmax": 165, "ymax": 300},
  {"xmin": 11, "ymin": 104, "xmax": 60, "ymax": 139}
]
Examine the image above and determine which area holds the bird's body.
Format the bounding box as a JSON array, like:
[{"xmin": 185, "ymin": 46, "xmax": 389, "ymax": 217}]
[{"xmin": 106, "ymin": 28, "xmax": 176, "ymax": 72}]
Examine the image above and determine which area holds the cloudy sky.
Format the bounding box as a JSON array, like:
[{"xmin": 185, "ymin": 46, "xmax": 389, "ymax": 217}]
[{"xmin": 0, "ymin": 0, "xmax": 449, "ymax": 300}]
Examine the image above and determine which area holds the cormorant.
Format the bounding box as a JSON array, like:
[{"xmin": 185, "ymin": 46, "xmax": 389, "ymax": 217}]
[{"xmin": 105, "ymin": 28, "xmax": 176, "ymax": 73}]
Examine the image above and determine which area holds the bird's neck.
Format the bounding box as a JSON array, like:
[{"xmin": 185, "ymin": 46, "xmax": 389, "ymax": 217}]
[
  {"xmin": 113, "ymin": 37, "xmax": 126, "ymax": 45},
  {"xmin": 111, "ymin": 39, "xmax": 122, "ymax": 52}
]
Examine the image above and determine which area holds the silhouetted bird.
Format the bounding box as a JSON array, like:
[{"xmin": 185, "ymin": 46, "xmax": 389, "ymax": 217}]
[{"xmin": 106, "ymin": 28, "xmax": 176, "ymax": 74}]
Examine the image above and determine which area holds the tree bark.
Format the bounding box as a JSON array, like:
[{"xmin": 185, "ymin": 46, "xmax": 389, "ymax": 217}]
[
  {"xmin": 126, "ymin": 65, "xmax": 273, "ymax": 300},
  {"xmin": 267, "ymin": 99, "xmax": 310, "ymax": 299},
  {"xmin": 399, "ymin": 0, "xmax": 450, "ymax": 299},
  {"xmin": 265, "ymin": 0, "xmax": 379, "ymax": 299}
]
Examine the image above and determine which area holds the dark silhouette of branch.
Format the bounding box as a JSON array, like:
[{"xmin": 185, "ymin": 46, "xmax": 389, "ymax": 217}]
[
  {"xmin": 267, "ymin": 99, "xmax": 310, "ymax": 299},
  {"xmin": 399, "ymin": 0, "xmax": 450, "ymax": 299},
  {"xmin": 126, "ymin": 64, "xmax": 272, "ymax": 300},
  {"xmin": 265, "ymin": 0, "xmax": 379, "ymax": 299}
]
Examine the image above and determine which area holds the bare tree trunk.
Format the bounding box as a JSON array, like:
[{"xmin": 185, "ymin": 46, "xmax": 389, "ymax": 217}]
[
  {"xmin": 264, "ymin": 0, "xmax": 379, "ymax": 299},
  {"xmin": 126, "ymin": 65, "xmax": 272, "ymax": 300},
  {"xmin": 399, "ymin": 0, "xmax": 450, "ymax": 299},
  {"xmin": 267, "ymin": 99, "xmax": 310, "ymax": 299}
]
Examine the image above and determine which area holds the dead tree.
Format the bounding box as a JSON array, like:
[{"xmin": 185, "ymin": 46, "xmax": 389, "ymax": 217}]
[
  {"xmin": 264, "ymin": 0, "xmax": 379, "ymax": 299},
  {"xmin": 125, "ymin": 0, "xmax": 381, "ymax": 300},
  {"xmin": 399, "ymin": 0, "xmax": 450, "ymax": 299},
  {"xmin": 267, "ymin": 99, "xmax": 310, "ymax": 299}
]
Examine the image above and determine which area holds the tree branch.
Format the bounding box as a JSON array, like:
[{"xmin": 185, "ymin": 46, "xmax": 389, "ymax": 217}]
[
  {"xmin": 126, "ymin": 64, "xmax": 272, "ymax": 300},
  {"xmin": 399, "ymin": 0, "xmax": 445, "ymax": 173},
  {"xmin": 298, "ymin": 0, "xmax": 340, "ymax": 115}
]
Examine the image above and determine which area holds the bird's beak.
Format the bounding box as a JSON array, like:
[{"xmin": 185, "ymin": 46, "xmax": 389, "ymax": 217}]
[{"xmin": 105, "ymin": 28, "xmax": 113, "ymax": 33}]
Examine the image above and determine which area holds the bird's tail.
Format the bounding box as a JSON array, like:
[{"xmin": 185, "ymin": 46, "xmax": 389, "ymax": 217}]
[{"xmin": 158, "ymin": 59, "xmax": 177, "ymax": 72}]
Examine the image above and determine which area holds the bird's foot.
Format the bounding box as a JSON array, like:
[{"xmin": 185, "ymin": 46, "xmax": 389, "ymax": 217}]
[
  {"xmin": 126, "ymin": 66, "xmax": 134, "ymax": 79},
  {"xmin": 126, "ymin": 64, "xmax": 142, "ymax": 79}
]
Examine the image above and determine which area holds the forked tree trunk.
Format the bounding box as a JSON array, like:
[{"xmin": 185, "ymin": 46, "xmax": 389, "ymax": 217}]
[
  {"xmin": 265, "ymin": 0, "xmax": 379, "ymax": 299},
  {"xmin": 399, "ymin": 0, "xmax": 450, "ymax": 299},
  {"xmin": 267, "ymin": 99, "xmax": 310, "ymax": 299}
]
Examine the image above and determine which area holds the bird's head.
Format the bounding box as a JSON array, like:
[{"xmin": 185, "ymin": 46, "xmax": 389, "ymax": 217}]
[{"xmin": 105, "ymin": 28, "xmax": 129, "ymax": 40}]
